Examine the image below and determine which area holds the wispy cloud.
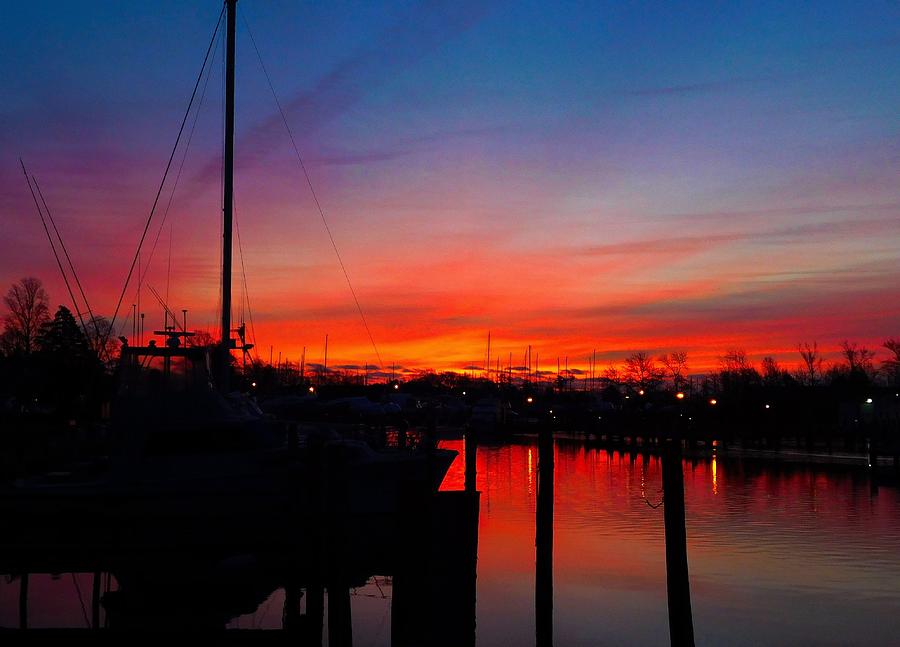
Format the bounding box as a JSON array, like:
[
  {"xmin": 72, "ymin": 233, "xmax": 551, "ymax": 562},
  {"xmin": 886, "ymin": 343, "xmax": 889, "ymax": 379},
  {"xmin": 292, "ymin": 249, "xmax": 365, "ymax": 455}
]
[
  {"xmin": 196, "ymin": 1, "xmax": 495, "ymax": 181},
  {"xmin": 627, "ymin": 74, "xmax": 798, "ymax": 98}
]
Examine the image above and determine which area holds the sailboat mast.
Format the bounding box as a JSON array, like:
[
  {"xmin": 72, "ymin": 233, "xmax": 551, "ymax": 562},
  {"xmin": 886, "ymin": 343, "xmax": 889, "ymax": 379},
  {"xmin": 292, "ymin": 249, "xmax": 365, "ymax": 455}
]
[{"xmin": 221, "ymin": 0, "xmax": 237, "ymax": 351}]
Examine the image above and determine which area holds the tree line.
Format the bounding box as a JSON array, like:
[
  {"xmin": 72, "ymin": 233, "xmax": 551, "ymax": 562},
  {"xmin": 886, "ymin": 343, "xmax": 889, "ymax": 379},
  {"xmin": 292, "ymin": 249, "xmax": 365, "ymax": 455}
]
[{"xmin": 605, "ymin": 339, "xmax": 899, "ymax": 396}]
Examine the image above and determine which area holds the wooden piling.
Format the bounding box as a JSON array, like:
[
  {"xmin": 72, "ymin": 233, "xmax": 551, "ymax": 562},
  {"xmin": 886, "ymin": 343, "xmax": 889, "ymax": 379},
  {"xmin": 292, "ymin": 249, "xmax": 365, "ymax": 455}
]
[
  {"xmin": 662, "ymin": 438, "xmax": 695, "ymax": 647},
  {"xmin": 327, "ymin": 585, "xmax": 353, "ymax": 647},
  {"xmin": 536, "ymin": 427, "xmax": 554, "ymax": 647},
  {"xmin": 19, "ymin": 573, "xmax": 28, "ymax": 629}
]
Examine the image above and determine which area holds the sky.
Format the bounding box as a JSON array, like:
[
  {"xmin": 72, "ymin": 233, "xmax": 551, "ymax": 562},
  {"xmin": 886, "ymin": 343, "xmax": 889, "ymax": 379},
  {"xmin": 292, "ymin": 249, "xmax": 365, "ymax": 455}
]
[{"xmin": 1, "ymin": 0, "xmax": 898, "ymax": 374}]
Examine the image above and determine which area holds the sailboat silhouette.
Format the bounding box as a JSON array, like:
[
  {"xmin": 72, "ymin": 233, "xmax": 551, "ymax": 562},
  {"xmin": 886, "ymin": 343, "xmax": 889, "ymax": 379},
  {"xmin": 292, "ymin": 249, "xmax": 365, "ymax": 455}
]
[{"xmin": 1, "ymin": 0, "xmax": 456, "ymax": 546}]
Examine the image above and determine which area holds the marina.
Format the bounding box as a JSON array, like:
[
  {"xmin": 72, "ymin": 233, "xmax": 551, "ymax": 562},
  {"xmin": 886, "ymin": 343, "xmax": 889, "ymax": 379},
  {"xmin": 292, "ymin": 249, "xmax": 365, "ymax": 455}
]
[{"xmin": 1, "ymin": 0, "xmax": 898, "ymax": 644}]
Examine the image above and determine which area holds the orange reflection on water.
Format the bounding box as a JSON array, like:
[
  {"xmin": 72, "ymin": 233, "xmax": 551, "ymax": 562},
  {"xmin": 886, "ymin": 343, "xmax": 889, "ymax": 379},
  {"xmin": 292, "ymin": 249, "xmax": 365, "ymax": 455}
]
[
  {"xmin": 527, "ymin": 447, "xmax": 534, "ymax": 496},
  {"xmin": 712, "ymin": 456, "xmax": 718, "ymax": 495}
]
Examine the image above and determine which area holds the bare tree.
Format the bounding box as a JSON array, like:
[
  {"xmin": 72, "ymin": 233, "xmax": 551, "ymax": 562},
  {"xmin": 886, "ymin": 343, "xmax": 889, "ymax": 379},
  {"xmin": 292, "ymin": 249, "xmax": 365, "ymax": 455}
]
[
  {"xmin": 623, "ymin": 351, "xmax": 664, "ymax": 393},
  {"xmin": 187, "ymin": 330, "xmax": 216, "ymax": 348},
  {"xmin": 660, "ymin": 351, "xmax": 689, "ymax": 390},
  {"xmin": 797, "ymin": 341, "xmax": 822, "ymax": 386},
  {"xmin": 761, "ymin": 356, "xmax": 782, "ymax": 383},
  {"xmin": 881, "ymin": 338, "xmax": 900, "ymax": 386},
  {"xmin": 603, "ymin": 365, "xmax": 622, "ymax": 387},
  {"xmin": 719, "ymin": 348, "xmax": 751, "ymax": 373},
  {"xmin": 839, "ymin": 340, "xmax": 876, "ymax": 375},
  {"xmin": 2, "ymin": 277, "xmax": 50, "ymax": 355},
  {"xmin": 85, "ymin": 316, "xmax": 121, "ymax": 364}
]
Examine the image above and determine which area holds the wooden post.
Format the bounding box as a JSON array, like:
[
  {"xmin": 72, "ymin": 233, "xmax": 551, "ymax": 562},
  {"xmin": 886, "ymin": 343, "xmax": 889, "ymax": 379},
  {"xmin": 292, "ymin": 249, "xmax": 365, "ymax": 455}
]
[
  {"xmin": 662, "ymin": 438, "xmax": 695, "ymax": 647},
  {"xmin": 306, "ymin": 433, "xmax": 326, "ymax": 646},
  {"xmin": 19, "ymin": 573, "xmax": 28, "ymax": 629},
  {"xmin": 465, "ymin": 427, "xmax": 478, "ymax": 494},
  {"xmin": 282, "ymin": 585, "xmax": 302, "ymax": 632},
  {"xmin": 306, "ymin": 583, "xmax": 324, "ymax": 645},
  {"xmin": 328, "ymin": 585, "xmax": 353, "ymax": 647},
  {"xmin": 92, "ymin": 571, "xmax": 102, "ymax": 629},
  {"xmin": 536, "ymin": 427, "xmax": 554, "ymax": 646}
]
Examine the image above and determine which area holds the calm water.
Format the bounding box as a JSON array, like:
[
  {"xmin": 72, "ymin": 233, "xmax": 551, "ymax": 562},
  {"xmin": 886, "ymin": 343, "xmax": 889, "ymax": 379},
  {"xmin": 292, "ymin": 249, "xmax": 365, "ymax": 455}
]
[
  {"xmin": 3, "ymin": 438, "xmax": 900, "ymax": 645},
  {"xmin": 441, "ymin": 439, "xmax": 900, "ymax": 646}
]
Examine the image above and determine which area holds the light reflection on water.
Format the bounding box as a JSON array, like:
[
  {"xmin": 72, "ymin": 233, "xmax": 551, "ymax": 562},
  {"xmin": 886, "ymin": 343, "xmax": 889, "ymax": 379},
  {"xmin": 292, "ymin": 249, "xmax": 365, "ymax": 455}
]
[{"xmin": 440, "ymin": 439, "xmax": 900, "ymax": 647}]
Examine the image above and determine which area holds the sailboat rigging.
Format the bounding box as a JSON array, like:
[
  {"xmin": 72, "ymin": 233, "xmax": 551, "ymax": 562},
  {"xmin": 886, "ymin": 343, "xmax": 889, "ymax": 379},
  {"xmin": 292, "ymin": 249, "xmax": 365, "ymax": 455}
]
[{"xmin": 1, "ymin": 0, "xmax": 456, "ymax": 543}]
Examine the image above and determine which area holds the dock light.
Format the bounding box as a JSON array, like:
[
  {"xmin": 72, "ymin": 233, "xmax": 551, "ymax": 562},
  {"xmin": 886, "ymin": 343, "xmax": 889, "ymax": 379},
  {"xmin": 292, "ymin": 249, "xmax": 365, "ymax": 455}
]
[
  {"xmin": 251, "ymin": 381, "xmax": 257, "ymax": 388},
  {"xmin": 710, "ymin": 398, "xmax": 717, "ymax": 405},
  {"xmin": 865, "ymin": 398, "xmax": 873, "ymax": 404},
  {"xmin": 462, "ymin": 391, "xmax": 466, "ymax": 396},
  {"xmin": 676, "ymin": 392, "xmax": 685, "ymax": 400},
  {"xmin": 638, "ymin": 389, "xmax": 645, "ymax": 396},
  {"xmin": 526, "ymin": 396, "xmax": 534, "ymax": 403},
  {"xmin": 309, "ymin": 386, "xmax": 315, "ymax": 393},
  {"xmin": 394, "ymin": 383, "xmax": 400, "ymax": 390},
  {"xmin": 765, "ymin": 404, "xmax": 771, "ymax": 409},
  {"xmin": 625, "ymin": 395, "xmax": 630, "ymax": 399}
]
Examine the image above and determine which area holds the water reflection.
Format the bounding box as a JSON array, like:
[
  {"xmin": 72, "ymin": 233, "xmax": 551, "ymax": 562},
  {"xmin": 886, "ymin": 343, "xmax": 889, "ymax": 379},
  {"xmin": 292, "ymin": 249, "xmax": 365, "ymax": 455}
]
[
  {"xmin": 711, "ymin": 456, "xmax": 718, "ymax": 496},
  {"xmin": 3, "ymin": 439, "xmax": 900, "ymax": 645},
  {"xmin": 0, "ymin": 488, "xmax": 479, "ymax": 644},
  {"xmin": 440, "ymin": 438, "xmax": 900, "ymax": 646}
]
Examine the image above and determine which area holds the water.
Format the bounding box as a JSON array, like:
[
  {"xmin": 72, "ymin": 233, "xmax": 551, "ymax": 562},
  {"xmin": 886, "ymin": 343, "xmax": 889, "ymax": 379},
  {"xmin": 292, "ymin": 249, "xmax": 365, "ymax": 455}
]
[
  {"xmin": 3, "ymin": 437, "xmax": 900, "ymax": 645},
  {"xmin": 440, "ymin": 438, "xmax": 900, "ymax": 646}
]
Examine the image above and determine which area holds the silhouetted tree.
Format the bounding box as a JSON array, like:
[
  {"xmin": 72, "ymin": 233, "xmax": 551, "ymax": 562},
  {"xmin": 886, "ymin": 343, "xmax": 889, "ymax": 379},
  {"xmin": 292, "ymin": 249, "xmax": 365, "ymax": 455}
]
[
  {"xmin": 761, "ymin": 356, "xmax": 780, "ymax": 381},
  {"xmin": 719, "ymin": 348, "xmax": 751, "ymax": 373},
  {"xmin": 1, "ymin": 277, "xmax": 50, "ymax": 355},
  {"xmin": 797, "ymin": 342, "xmax": 822, "ymax": 386},
  {"xmin": 882, "ymin": 338, "xmax": 900, "ymax": 386},
  {"xmin": 660, "ymin": 351, "xmax": 689, "ymax": 390},
  {"xmin": 85, "ymin": 315, "xmax": 120, "ymax": 365},
  {"xmin": 718, "ymin": 348, "xmax": 760, "ymax": 391},
  {"xmin": 838, "ymin": 340, "xmax": 875, "ymax": 377},
  {"xmin": 623, "ymin": 352, "xmax": 664, "ymax": 393},
  {"xmin": 37, "ymin": 306, "xmax": 90, "ymax": 357},
  {"xmin": 602, "ymin": 365, "xmax": 622, "ymax": 387},
  {"xmin": 31, "ymin": 305, "xmax": 103, "ymax": 417},
  {"xmin": 187, "ymin": 330, "xmax": 216, "ymax": 348}
]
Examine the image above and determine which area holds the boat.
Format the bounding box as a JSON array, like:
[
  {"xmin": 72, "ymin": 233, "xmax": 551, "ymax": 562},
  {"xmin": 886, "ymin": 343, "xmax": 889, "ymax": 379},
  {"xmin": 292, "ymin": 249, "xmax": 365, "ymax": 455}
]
[{"xmin": 0, "ymin": 0, "xmax": 456, "ymax": 545}]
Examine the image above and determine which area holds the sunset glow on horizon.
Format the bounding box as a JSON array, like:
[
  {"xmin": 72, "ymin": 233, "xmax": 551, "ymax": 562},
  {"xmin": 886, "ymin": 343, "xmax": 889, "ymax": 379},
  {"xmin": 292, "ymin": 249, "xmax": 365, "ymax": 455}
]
[{"xmin": 2, "ymin": 1, "xmax": 898, "ymax": 374}]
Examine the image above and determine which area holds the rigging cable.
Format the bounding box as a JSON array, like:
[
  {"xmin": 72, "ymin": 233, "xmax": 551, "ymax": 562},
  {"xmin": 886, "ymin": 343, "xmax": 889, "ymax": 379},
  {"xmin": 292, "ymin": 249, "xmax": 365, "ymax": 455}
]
[
  {"xmin": 31, "ymin": 176, "xmax": 101, "ymax": 348},
  {"xmin": 19, "ymin": 159, "xmax": 91, "ymax": 341},
  {"xmin": 117, "ymin": 11, "xmax": 223, "ymax": 340},
  {"xmin": 233, "ymin": 198, "xmax": 260, "ymax": 361},
  {"xmin": 103, "ymin": 5, "xmax": 225, "ymax": 351},
  {"xmin": 70, "ymin": 573, "xmax": 91, "ymax": 629},
  {"xmin": 241, "ymin": 12, "xmax": 384, "ymax": 369}
]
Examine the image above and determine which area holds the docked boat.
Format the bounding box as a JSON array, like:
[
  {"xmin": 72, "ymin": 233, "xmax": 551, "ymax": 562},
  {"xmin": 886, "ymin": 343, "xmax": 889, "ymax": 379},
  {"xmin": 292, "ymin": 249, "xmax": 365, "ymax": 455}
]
[{"xmin": 0, "ymin": 0, "xmax": 455, "ymax": 546}]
